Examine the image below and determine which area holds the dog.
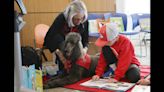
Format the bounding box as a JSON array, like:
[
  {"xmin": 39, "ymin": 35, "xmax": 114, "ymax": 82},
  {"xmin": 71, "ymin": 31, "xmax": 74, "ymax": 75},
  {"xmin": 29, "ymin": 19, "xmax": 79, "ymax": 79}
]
[{"xmin": 43, "ymin": 32, "xmax": 99, "ymax": 89}]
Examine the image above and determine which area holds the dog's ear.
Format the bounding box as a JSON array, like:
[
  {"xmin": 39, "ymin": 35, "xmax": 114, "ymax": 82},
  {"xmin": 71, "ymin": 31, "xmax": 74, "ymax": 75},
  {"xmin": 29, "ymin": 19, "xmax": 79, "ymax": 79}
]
[
  {"xmin": 78, "ymin": 41, "xmax": 85, "ymax": 59},
  {"xmin": 77, "ymin": 33, "xmax": 82, "ymax": 42},
  {"xmin": 70, "ymin": 41, "xmax": 82, "ymax": 62}
]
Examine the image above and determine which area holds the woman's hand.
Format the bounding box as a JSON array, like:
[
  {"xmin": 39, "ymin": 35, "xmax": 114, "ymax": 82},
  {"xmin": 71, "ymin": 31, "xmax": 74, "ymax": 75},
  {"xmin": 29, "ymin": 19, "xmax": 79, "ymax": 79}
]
[
  {"xmin": 83, "ymin": 47, "xmax": 88, "ymax": 55},
  {"xmin": 92, "ymin": 75, "xmax": 100, "ymax": 81},
  {"xmin": 55, "ymin": 49, "xmax": 66, "ymax": 64},
  {"xmin": 137, "ymin": 79, "xmax": 150, "ymax": 85}
]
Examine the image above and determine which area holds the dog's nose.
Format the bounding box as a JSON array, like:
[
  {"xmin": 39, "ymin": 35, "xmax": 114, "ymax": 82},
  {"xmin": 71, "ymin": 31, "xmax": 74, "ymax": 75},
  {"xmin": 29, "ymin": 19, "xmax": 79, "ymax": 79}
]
[{"xmin": 64, "ymin": 49, "xmax": 68, "ymax": 53}]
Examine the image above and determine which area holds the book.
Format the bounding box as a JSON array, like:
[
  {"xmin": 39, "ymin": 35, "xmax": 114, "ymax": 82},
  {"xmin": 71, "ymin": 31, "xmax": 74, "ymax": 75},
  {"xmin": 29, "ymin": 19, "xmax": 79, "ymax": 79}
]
[
  {"xmin": 80, "ymin": 79, "xmax": 135, "ymax": 92},
  {"xmin": 110, "ymin": 17, "xmax": 125, "ymax": 32},
  {"xmin": 28, "ymin": 65, "xmax": 36, "ymax": 89},
  {"xmin": 21, "ymin": 64, "xmax": 36, "ymax": 89},
  {"xmin": 22, "ymin": 66, "xmax": 29, "ymax": 88},
  {"xmin": 21, "ymin": 64, "xmax": 43, "ymax": 92},
  {"xmin": 20, "ymin": 86, "xmax": 35, "ymax": 92},
  {"xmin": 35, "ymin": 69, "xmax": 43, "ymax": 92},
  {"xmin": 131, "ymin": 74, "xmax": 150, "ymax": 92},
  {"xmin": 131, "ymin": 85, "xmax": 150, "ymax": 92}
]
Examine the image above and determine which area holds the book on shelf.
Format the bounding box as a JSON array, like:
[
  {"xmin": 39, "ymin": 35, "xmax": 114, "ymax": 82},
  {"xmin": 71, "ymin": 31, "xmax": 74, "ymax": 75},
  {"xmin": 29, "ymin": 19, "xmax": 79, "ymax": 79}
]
[{"xmin": 80, "ymin": 79, "xmax": 135, "ymax": 92}]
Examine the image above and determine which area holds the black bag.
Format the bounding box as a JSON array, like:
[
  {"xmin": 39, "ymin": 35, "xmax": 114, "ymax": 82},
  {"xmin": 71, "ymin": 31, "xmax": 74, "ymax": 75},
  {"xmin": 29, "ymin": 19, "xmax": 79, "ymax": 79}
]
[{"xmin": 21, "ymin": 46, "xmax": 41, "ymax": 69}]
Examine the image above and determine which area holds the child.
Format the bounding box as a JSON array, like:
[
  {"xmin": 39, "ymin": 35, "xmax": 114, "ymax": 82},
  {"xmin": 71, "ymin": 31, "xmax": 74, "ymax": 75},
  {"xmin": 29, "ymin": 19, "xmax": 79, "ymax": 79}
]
[{"xmin": 92, "ymin": 23, "xmax": 141, "ymax": 83}]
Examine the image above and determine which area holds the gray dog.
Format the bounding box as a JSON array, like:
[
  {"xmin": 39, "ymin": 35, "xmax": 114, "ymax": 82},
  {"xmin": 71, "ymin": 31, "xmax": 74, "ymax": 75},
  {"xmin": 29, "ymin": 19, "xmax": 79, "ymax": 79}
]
[{"xmin": 43, "ymin": 32, "xmax": 99, "ymax": 89}]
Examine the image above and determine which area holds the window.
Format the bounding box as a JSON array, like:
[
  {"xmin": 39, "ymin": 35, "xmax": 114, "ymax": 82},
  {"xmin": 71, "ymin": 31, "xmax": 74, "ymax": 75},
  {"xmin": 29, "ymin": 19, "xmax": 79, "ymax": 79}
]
[{"xmin": 116, "ymin": 0, "xmax": 150, "ymax": 15}]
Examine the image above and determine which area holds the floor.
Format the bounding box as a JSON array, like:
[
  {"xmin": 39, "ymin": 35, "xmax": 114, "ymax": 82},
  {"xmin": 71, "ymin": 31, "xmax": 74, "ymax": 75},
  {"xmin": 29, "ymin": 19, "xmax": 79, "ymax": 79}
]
[
  {"xmin": 43, "ymin": 33, "xmax": 150, "ymax": 92},
  {"xmin": 129, "ymin": 32, "xmax": 150, "ymax": 66}
]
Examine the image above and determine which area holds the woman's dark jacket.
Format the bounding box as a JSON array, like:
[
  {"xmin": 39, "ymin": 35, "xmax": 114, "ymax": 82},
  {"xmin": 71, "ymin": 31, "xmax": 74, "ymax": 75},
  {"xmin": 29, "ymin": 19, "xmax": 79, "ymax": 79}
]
[{"xmin": 43, "ymin": 13, "xmax": 89, "ymax": 53}]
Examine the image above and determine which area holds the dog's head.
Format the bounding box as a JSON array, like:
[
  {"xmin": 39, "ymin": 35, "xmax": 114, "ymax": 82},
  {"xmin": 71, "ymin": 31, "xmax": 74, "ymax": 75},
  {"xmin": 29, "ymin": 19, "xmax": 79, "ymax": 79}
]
[{"xmin": 63, "ymin": 32, "xmax": 83, "ymax": 61}]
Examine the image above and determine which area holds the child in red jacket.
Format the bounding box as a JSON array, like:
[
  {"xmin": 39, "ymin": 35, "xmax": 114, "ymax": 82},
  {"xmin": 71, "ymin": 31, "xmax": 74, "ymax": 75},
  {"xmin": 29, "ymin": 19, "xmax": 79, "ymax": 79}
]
[{"xmin": 92, "ymin": 23, "xmax": 141, "ymax": 83}]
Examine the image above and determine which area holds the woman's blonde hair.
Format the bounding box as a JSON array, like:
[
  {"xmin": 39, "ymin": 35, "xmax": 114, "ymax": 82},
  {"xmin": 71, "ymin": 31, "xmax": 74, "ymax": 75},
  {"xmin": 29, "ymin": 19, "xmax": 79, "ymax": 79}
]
[{"xmin": 63, "ymin": 0, "xmax": 88, "ymax": 27}]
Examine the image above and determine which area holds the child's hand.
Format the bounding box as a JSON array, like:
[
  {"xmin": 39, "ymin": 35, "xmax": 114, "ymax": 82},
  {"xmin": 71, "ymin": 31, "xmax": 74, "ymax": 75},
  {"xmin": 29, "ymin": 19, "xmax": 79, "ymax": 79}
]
[
  {"xmin": 108, "ymin": 77, "xmax": 118, "ymax": 83},
  {"xmin": 92, "ymin": 75, "xmax": 100, "ymax": 81}
]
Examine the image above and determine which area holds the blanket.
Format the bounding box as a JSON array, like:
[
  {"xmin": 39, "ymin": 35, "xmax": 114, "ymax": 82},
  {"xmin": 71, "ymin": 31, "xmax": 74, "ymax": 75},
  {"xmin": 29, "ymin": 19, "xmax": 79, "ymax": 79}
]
[{"xmin": 64, "ymin": 65, "xmax": 150, "ymax": 92}]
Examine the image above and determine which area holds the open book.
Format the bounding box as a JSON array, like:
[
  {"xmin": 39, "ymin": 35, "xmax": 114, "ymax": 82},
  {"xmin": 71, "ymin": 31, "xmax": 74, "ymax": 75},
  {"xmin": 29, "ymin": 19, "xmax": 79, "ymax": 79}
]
[
  {"xmin": 131, "ymin": 85, "xmax": 150, "ymax": 92},
  {"xmin": 131, "ymin": 74, "xmax": 150, "ymax": 92},
  {"xmin": 80, "ymin": 79, "xmax": 135, "ymax": 92}
]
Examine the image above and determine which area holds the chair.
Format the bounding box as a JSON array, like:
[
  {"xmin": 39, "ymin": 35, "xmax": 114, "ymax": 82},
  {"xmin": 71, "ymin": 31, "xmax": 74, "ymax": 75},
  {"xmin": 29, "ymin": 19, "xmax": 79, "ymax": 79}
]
[
  {"xmin": 104, "ymin": 13, "xmax": 141, "ymax": 35},
  {"xmin": 131, "ymin": 13, "xmax": 150, "ymax": 56},
  {"xmin": 88, "ymin": 13, "xmax": 104, "ymax": 20},
  {"xmin": 34, "ymin": 24, "xmax": 50, "ymax": 62}
]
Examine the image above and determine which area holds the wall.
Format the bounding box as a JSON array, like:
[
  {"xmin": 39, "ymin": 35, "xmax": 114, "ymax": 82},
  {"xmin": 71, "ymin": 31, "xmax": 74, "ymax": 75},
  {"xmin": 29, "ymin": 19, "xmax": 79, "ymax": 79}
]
[
  {"xmin": 116, "ymin": 0, "xmax": 150, "ymax": 15},
  {"xmin": 14, "ymin": 0, "xmax": 116, "ymax": 61},
  {"xmin": 82, "ymin": 0, "xmax": 115, "ymax": 13}
]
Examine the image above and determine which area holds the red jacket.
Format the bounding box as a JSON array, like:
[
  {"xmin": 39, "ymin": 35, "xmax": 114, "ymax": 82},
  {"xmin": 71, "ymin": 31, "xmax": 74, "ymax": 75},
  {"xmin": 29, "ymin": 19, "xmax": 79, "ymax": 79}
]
[
  {"xmin": 64, "ymin": 54, "xmax": 91, "ymax": 73},
  {"xmin": 95, "ymin": 34, "xmax": 140, "ymax": 80}
]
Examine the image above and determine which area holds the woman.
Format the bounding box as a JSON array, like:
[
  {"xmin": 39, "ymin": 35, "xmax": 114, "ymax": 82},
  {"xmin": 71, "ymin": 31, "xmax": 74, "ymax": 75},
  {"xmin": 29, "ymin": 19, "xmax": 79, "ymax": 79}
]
[{"xmin": 43, "ymin": 0, "xmax": 89, "ymax": 72}]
